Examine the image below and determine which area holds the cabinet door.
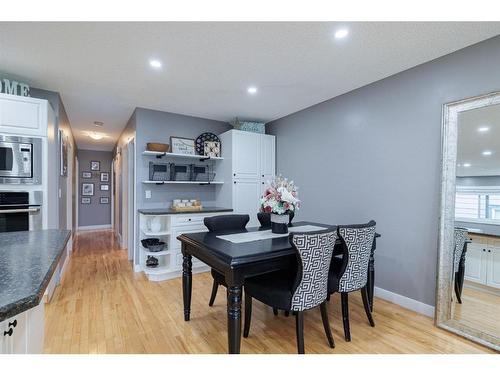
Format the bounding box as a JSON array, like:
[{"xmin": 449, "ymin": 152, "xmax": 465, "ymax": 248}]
[
  {"xmin": 260, "ymin": 134, "xmax": 275, "ymax": 181},
  {"xmin": 233, "ymin": 179, "xmax": 261, "ymax": 227},
  {"xmin": 464, "ymin": 243, "xmax": 488, "ymax": 285},
  {"xmin": 0, "ymin": 96, "xmax": 45, "ymax": 136},
  {"xmin": 0, "ymin": 319, "xmax": 13, "ymax": 354},
  {"xmin": 487, "ymin": 246, "xmax": 500, "ymax": 289},
  {"xmin": 10, "ymin": 312, "xmax": 27, "ymax": 354},
  {"xmin": 232, "ymin": 131, "xmax": 260, "ymax": 180}
]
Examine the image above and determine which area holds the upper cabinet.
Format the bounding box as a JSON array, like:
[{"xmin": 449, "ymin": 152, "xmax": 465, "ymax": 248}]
[
  {"xmin": 260, "ymin": 134, "xmax": 276, "ymax": 181},
  {"xmin": 0, "ymin": 93, "xmax": 49, "ymax": 137},
  {"xmin": 232, "ymin": 131, "xmax": 261, "ymax": 180}
]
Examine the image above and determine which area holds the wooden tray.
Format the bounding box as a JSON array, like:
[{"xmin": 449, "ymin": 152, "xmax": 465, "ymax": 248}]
[{"xmin": 170, "ymin": 205, "xmax": 203, "ymax": 212}]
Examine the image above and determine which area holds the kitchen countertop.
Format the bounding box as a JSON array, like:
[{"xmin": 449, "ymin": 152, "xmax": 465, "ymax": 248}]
[
  {"xmin": 0, "ymin": 230, "xmax": 71, "ymax": 322},
  {"xmin": 138, "ymin": 207, "xmax": 233, "ymax": 215}
]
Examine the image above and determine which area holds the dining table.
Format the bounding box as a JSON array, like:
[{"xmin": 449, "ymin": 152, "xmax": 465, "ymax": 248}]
[{"xmin": 177, "ymin": 220, "xmax": 381, "ymax": 354}]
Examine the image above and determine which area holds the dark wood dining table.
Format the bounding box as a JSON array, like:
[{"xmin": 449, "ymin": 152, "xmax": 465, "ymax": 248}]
[{"xmin": 177, "ymin": 221, "xmax": 381, "ymax": 354}]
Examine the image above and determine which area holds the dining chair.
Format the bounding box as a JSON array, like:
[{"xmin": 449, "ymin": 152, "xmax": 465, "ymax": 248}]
[
  {"xmin": 204, "ymin": 214, "xmax": 250, "ymax": 306},
  {"xmin": 243, "ymin": 229, "xmax": 338, "ymax": 354},
  {"xmin": 327, "ymin": 220, "xmax": 376, "ymax": 342},
  {"xmin": 257, "ymin": 212, "xmax": 271, "ymax": 228},
  {"xmin": 453, "ymin": 227, "xmax": 468, "ymax": 304}
]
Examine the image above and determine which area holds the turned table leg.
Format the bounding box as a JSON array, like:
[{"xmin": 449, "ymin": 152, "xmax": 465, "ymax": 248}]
[
  {"xmin": 182, "ymin": 251, "xmax": 192, "ymax": 321},
  {"xmin": 227, "ymin": 284, "xmax": 242, "ymax": 354}
]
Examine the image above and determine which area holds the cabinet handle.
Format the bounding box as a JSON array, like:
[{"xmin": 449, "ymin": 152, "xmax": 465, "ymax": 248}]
[
  {"xmin": 8, "ymin": 320, "xmax": 17, "ymax": 328},
  {"xmin": 488, "ymin": 250, "xmax": 491, "ymax": 253},
  {"xmin": 188, "ymin": 218, "xmax": 191, "ymax": 221},
  {"xmin": 483, "ymin": 249, "xmax": 486, "ymax": 252},
  {"xmin": 262, "ymin": 174, "xmax": 264, "ymax": 177},
  {"xmin": 3, "ymin": 328, "xmax": 13, "ymax": 336},
  {"xmin": 234, "ymin": 181, "xmax": 236, "ymax": 184},
  {"xmin": 262, "ymin": 182, "xmax": 264, "ymax": 184},
  {"xmin": 233, "ymin": 173, "xmax": 236, "ymax": 177}
]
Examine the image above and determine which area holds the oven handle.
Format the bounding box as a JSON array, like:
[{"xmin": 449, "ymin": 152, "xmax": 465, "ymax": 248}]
[{"xmin": 0, "ymin": 208, "xmax": 40, "ymax": 214}]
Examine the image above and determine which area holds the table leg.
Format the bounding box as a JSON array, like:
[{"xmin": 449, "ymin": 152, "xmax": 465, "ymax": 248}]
[
  {"xmin": 182, "ymin": 252, "xmax": 192, "ymax": 321},
  {"xmin": 227, "ymin": 285, "xmax": 242, "ymax": 354}
]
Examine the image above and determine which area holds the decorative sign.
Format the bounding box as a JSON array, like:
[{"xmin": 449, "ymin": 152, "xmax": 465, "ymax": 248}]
[
  {"xmin": 0, "ymin": 78, "xmax": 30, "ymax": 97},
  {"xmin": 170, "ymin": 136, "xmax": 195, "ymax": 155}
]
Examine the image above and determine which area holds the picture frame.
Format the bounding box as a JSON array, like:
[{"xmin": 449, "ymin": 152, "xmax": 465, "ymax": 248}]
[
  {"xmin": 59, "ymin": 130, "xmax": 68, "ymax": 177},
  {"xmin": 82, "ymin": 183, "xmax": 94, "ymax": 196},
  {"xmin": 90, "ymin": 161, "xmax": 100, "ymax": 171},
  {"xmin": 81, "ymin": 197, "xmax": 91, "ymax": 204},
  {"xmin": 204, "ymin": 141, "xmax": 221, "ymax": 157},
  {"xmin": 100, "ymin": 184, "xmax": 109, "ymax": 191},
  {"xmin": 82, "ymin": 171, "xmax": 92, "ymax": 179},
  {"xmin": 100, "ymin": 172, "xmax": 109, "ymax": 182},
  {"xmin": 100, "ymin": 197, "xmax": 109, "ymax": 204},
  {"xmin": 170, "ymin": 136, "xmax": 195, "ymax": 155}
]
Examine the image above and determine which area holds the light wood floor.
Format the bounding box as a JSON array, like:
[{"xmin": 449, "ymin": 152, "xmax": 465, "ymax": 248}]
[
  {"xmin": 453, "ymin": 284, "xmax": 500, "ymax": 339},
  {"xmin": 44, "ymin": 230, "xmax": 495, "ymax": 354}
]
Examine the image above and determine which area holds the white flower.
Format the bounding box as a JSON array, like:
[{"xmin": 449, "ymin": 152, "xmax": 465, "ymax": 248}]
[{"xmin": 277, "ymin": 186, "xmax": 299, "ymax": 205}]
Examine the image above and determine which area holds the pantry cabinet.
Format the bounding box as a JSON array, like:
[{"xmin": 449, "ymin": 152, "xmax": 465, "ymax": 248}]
[
  {"xmin": 465, "ymin": 234, "xmax": 500, "ymax": 289},
  {"xmin": 217, "ymin": 130, "xmax": 276, "ymax": 227}
]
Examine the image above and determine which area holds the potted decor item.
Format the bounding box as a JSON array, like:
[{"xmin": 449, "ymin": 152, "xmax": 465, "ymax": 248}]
[{"xmin": 260, "ymin": 175, "xmax": 300, "ymax": 234}]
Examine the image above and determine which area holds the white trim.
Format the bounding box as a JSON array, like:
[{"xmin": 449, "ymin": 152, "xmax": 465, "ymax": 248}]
[
  {"xmin": 455, "ymin": 217, "xmax": 500, "ymax": 226},
  {"xmin": 77, "ymin": 224, "xmax": 112, "ymax": 231},
  {"xmin": 374, "ymin": 286, "xmax": 435, "ymax": 317},
  {"xmin": 456, "ymin": 185, "xmax": 500, "ymax": 192}
]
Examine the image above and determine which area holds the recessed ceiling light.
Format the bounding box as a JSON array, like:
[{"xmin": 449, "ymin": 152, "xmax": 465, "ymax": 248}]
[
  {"xmin": 149, "ymin": 59, "xmax": 162, "ymax": 69},
  {"xmin": 482, "ymin": 150, "xmax": 493, "ymax": 156},
  {"xmin": 94, "ymin": 121, "xmax": 104, "ymax": 127},
  {"xmin": 478, "ymin": 126, "xmax": 490, "ymax": 132},
  {"xmin": 85, "ymin": 131, "xmax": 106, "ymax": 140},
  {"xmin": 247, "ymin": 86, "xmax": 258, "ymax": 95},
  {"xmin": 463, "ymin": 163, "xmax": 471, "ymax": 167},
  {"xmin": 334, "ymin": 28, "xmax": 349, "ymax": 39}
]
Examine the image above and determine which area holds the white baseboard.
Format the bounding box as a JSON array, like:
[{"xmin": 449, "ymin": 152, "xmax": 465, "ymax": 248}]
[
  {"xmin": 78, "ymin": 224, "xmax": 112, "ymax": 231},
  {"xmin": 374, "ymin": 286, "xmax": 435, "ymax": 317}
]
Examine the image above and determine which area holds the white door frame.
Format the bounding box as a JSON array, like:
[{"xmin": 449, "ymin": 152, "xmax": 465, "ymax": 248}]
[
  {"xmin": 127, "ymin": 138, "xmax": 135, "ymax": 261},
  {"xmin": 75, "ymin": 157, "xmax": 79, "ymax": 231}
]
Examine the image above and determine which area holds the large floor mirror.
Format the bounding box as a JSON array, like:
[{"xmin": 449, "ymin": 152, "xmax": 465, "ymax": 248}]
[{"xmin": 437, "ymin": 91, "xmax": 500, "ymax": 351}]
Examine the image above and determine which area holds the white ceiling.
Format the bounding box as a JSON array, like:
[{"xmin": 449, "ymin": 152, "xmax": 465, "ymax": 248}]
[
  {"xmin": 1, "ymin": 22, "xmax": 499, "ymax": 151},
  {"xmin": 457, "ymin": 104, "xmax": 500, "ymax": 177}
]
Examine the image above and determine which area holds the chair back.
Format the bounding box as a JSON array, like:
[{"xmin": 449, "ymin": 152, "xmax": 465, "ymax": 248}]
[
  {"xmin": 454, "ymin": 227, "xmax": 468, "ymax": 273},
  {"xmin": 289, "ymin": 229, "xmax": 337, "ymax": 311},
  {"xmin": 257, "ymin": 212, "xmax": 271, "ymax": 228},
  {"xmin": 337, "ymin": 220, "xmax": 376, "ymax": 293},
  {"xmin": 204, "ymin": 214, "xmax": 249, "ymax": 232}
]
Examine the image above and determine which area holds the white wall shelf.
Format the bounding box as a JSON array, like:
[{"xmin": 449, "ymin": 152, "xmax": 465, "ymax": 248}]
[
  {"xmin": 142, "ymin": 150, "xmax": 223, "ymax": 160},
  {"xmin": 142, "ymin": 180, "xmax": 224, "ymax": 185},
  {"xmin": 142, "ymin": 249, "xmax": 170, "ymax": 256},
  {"xmin": 143, "ymin": 266, "xmax": 170, "ymax": 275}
]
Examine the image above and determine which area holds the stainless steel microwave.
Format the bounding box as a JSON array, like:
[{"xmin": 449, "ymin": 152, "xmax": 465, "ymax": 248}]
[{"xmin": 0, "ymin": 135, "xmax": 42, "ymax": 184}]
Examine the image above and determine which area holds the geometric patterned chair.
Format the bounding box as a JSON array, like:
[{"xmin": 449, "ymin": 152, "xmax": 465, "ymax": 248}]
[
  {"xmin": 453, "ymin": 227, "xmax": 468, "ymax": 304},
  {"xmin": 243, "ymin": 228, "xmax": 338, "ymax": 353},
  {"xmin": 203, "ymin": 214, "xmax": 250, "ymax": 306},
  {"xmin": 327, "ymin": 220, "xmax": 376, "ymax": 342}
]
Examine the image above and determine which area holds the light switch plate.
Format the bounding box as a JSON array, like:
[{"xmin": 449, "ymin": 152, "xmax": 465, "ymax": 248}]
[{"xmin": 145, "ymin": 190, "xmax": 151, "ymax": 199}]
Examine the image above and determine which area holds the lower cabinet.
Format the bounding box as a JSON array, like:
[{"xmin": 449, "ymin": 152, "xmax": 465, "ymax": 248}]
[
  {"xmin": 465, "ymin": 234, "xmax": 500, "ymax": 289},
  {"xmin": 0, "ymin": 302, "xmax": 44, "ymax": 354}
]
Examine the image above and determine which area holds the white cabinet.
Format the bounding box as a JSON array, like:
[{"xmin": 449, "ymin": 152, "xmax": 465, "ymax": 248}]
[
  {"xmin": 464, "ymin": 243, "xmax": 488, "ymax": 284},
  {"xmin": 0, "ymin": 93, "xmax": 48, "ymax": 137},
  {"xmin": 487, "ymin": 246, "xmax": 500, "ymax": 289},
  {"xmin": 465, "ymin": 235, "xmax": 500, "ymax": 289},
  {"xmin": 0, "ymin": 302, "xmax": 44, "ymax": 354},
  {"xmin": 217, "ymin": 130, "xmax": 276, "ymax": 227}
]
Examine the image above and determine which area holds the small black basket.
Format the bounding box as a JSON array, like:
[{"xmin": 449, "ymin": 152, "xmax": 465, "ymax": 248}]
[
  {"xmin": 170, "ymin": 163, "xmax": 191, "ymax": 181},
  {"xmin": 190, "ymin": 164, "xmax": 215, "ymax": 183}
]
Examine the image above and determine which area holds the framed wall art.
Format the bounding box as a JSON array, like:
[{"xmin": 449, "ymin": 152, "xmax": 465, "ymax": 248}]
[
  {"xmin": 100, "ymin": 197, "xmax": 109, "ymax": 204},
  {"xmin": 100, "ymin": 172, "xmax": 109, "ymax": 182},
  {"xmin": 100, "ymin": 184, "xmax": 109, "ymax": 191},
  {"xmin": 82, "ymin": 171, "xmax": 92, "ymax": 179},
  {"xmin": 81, "ymin": 197, "xmax": 91, "ymax": 204},
  {"xmin": 170, "ymin": 136, "xmax": 195, "ymax": 155},
  {"xmin": 82, "ymin": 183, "xmax": 94, "ymax": 196},
  {"xmin": 90, "ymin": 161, "xmax": 100, "ymax": 171}
]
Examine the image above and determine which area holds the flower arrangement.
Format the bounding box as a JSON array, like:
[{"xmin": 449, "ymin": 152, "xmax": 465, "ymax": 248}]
[{"xmin": 260, "ymin": 175, "xmax": 300, "ymax": 215}]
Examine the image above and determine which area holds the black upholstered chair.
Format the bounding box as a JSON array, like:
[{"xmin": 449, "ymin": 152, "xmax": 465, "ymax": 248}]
[
  {"xmin": 243, "ymin": 229, "xmax": 338, "ymax": 354},
  {"xmin": 257, "ymin": 212, "xmax": 271, "ymax": 229},
  {"xmin": 204, "ymin": 214, "xmax": 250, "ymax": 306},
  {"xmin": 327, "ymin": 220, "xmax": 376, "ymax": 342},
  {"xmin": 453, "ymin": 227, "xmax": 469, "ymax": 304}
]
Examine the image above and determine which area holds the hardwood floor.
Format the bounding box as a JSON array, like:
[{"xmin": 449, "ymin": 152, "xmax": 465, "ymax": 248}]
[
  {"xmin": 453, "ymin": 283, "xmax": 500, "ymax": 339},
  {"xmin": 44, "ymin": 230, "xmax": 495, "ymax": 354}
]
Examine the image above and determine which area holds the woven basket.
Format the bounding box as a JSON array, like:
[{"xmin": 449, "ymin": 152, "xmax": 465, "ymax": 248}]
[{"xmin": 147, "ymin": 143, "xmax": 170, "ymax": 152}]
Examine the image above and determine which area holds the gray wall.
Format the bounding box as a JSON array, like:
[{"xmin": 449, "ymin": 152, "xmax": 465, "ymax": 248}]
[
  {"xmin": 267, "ymin": 35, "xmax": 500, "ymax": 307},
  {"xmin": 134, "ymin": 108, "xmax": 231, "ymax": 209},
  {"xmin": 77, "ymin": 150, "xmax": 113, "ymax": 227}
]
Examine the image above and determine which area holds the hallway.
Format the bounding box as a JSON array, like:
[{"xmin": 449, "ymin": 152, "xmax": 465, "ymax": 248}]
[{"xmin": 43, "ymin": 230, "xmax": 493, "ymax": 354}]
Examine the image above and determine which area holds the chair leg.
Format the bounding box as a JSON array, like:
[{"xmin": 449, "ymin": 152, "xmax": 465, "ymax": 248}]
[
  {"xmin": 273, "ymin": 308, "xmax": 278, "ymax": 316},
  {"xmin": 341, "ymin": 292, "xmax": 351, "ymax": 342},
  {"xmin": 326, "ymin": 294, "xmax": 330, "ymax": 302},
  {"xmin": 243, "ymin": 295, "xmax": 252, "ymax": 338},
  {"xmin": 295, "ymin": 311, "xmax": 305, "ymax": 354},
  {"xmin": 320, "ymin": 301, "xmax": 335, "ymax": 348},
  {"xmin": 284, "ymin": 310, "xmax": 290, "ymax": 317},
  {"xmin": 208, "ymin": 280, "xmax": 219, "ymax": 307},
  {"xmin": 361, "ymin": 286, "xmax": 375, "ymax": 327},
  {"xmin": 454, "ymin": 273, "xmax": 462, "ymax": 304}
]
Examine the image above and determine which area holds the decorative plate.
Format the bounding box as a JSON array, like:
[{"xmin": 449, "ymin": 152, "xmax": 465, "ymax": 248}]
[{"xmin": 195, "ymin": 132, "xmax": 220, "ymax": 155}]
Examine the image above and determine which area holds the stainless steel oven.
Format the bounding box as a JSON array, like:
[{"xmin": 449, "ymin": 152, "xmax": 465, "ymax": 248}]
[
  {"xmin": 0, "ymin": 135, "xmax": 42, "ymax": 184},
  {"xmin": 0, "ymin": 191, "xmax": 43, "ymax": 232}
]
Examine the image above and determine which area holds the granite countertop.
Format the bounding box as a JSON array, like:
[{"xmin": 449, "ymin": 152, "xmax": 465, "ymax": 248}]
[
  {"xmin": 138, "ymin": 207, "xmax": 233, "ymax": 215},
  {"xmin": 0, "ymin": 230, "xmax": 71, "ymax": 322}
]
